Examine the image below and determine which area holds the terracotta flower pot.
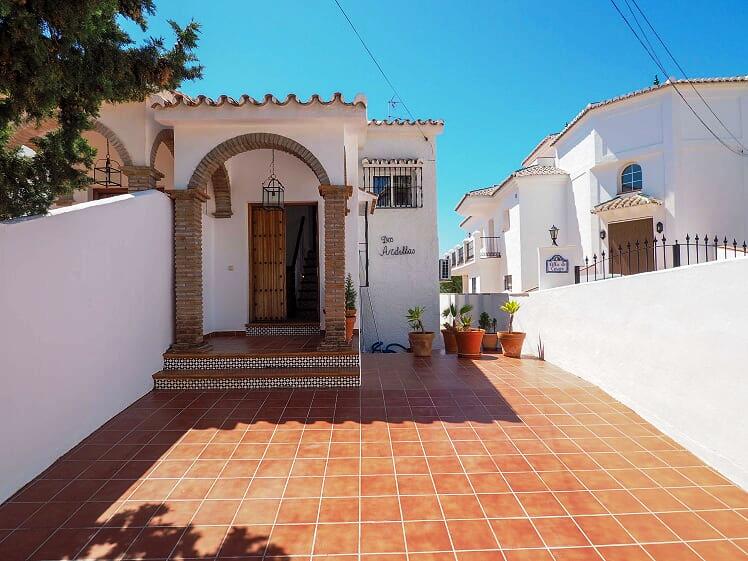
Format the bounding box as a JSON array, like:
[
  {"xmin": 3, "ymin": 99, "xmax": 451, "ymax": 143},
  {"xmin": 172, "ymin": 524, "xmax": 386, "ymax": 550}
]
[
  {"xmin": 409, "ymin": 331, "xmax": 435, "ymax": 357},
  {"xmin": 482, "ymin": 332, "xmax": 499, "ymax": 352},
  {"xmin": 498, "ymin": 331, "xmax": 526, "ymax": 358},
  {"xmin": 455, "ymin": 328, "xmax": 485, "ymax": 359},
  {"xmin": 441, "ymin": 329, "xmax": 458, "ymax": 354},
  {"xmin": 345, "ymin": 309, "xmax": 356, "ymax": 343}
]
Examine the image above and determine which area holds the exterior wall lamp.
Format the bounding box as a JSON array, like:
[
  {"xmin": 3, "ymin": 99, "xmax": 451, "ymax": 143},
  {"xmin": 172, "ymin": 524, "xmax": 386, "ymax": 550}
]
[
  {"xmin": 549, "ymin": 225, "xmax": 559, "ymax": 246},
  {"xmin": 656, "ymin": 221, "xmax": 664, "ymax": 234}
]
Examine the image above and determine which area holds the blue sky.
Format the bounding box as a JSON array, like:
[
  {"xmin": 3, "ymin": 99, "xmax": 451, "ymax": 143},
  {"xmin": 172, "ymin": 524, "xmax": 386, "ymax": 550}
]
[{"xmin": 132, "ymin": 0, "xmax": 748, "ymax": 252}]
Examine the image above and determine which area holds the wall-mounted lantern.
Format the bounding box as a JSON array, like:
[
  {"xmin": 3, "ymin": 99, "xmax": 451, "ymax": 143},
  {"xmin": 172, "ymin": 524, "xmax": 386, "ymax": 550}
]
[
  {"xmin": 549, "ymin": 225, "xmax": 559, "ymax": 246},
  {"xmin": 600, "ymin": 230, "xmax": 606, "ymax": 240},
  {"xmin": 656, "ymin": 221, "xmax": 664, "ymax": 234}
]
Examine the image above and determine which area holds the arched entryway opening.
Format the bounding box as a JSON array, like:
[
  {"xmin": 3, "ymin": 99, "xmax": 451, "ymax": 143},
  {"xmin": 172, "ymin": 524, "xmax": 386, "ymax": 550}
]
[{"xmin": 172, "ymin": 133, "xmax": 351, "ymax": 351}]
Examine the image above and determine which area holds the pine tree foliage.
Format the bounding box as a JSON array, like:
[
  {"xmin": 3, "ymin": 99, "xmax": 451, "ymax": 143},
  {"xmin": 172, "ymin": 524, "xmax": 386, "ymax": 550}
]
[{"xmin": 0, "ymin": 0, "xmax": 202, "ymax": 220}]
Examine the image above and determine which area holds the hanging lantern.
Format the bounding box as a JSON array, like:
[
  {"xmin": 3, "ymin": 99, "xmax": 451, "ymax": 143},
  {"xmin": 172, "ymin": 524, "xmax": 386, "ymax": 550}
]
[
  {"xmin": 262, "ymin": 149, "xmax": 285, "ymax": 209},
  {"xmin": 93, "ymin": 140, "xmax": 122, "ymax": 188}
]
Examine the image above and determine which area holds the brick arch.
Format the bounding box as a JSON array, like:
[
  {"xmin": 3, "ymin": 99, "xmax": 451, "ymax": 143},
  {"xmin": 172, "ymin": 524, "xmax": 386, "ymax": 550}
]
[
  {"xmin": 187, "ymin": 132, "xmax": 331, "ymax": 190},
  {"xmin": 211, "ymin": 163, "xmax": 233, "ymax": 218},
  {"xmin": 8, "ymin": 118, "xmax": 134, "ymax": 167},
  {"xmin": 149, "ymin": 128, "xmax": 174, "ymax": 168}
]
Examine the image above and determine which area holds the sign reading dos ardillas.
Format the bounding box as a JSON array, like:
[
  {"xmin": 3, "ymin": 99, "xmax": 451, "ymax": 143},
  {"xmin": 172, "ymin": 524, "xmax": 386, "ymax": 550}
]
[{"xmin": 380, "ymin": 235, "xmax": 416, "ymax": 257}]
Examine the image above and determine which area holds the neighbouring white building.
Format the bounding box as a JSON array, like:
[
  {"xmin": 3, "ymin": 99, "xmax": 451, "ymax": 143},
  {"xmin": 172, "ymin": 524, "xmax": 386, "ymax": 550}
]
[
  {"xmin": 445, "ymin": 76, "xmax": 748, "ymax": 293},
  {"xmin": 10, "ymin": 91, "xmax": 444, "ymax": 354}
]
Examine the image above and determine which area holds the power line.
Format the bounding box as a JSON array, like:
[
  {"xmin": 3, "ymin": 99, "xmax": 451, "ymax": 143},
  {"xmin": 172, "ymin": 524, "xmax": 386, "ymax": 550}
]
[
  {"xmin": 331, "ymin": 0, "xmax": 429, "ymax": 142},
  {"xmin": 610, "ymin": 0, "xmax": 747, "ymax": 157},
  {"xmin": 629, "ymin": 0, "xmax": 747, "ymax": 151}
]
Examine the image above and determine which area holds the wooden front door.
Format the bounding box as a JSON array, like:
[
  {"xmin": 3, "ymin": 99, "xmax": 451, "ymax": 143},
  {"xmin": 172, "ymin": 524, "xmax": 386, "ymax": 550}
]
[
  {"xmin": 249, "ymin": 206, "xmax": 286, "ymax": 321},
  {"xmin": 608, "ymin": 218, "xmax": 654, "ymax": 275}
]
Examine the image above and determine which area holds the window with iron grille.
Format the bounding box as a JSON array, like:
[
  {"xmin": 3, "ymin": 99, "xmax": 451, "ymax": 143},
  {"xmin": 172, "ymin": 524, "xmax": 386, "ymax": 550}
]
[
  {"xmin": 466, "ymin": 241, "xmax": 474, "ymax": 261},
  {"xmin": 457, "ymin": 247, "xmax": 464, "ymax": 264},
  {"xmin": 451, "ymin": 252, "xmax": 456, "ymax": 267},
  {"xmin": 362, "ymin": 159, "xmax": 423, "ymax": 209},
  {"xmin": 439, "ymin": 258, "xmax": 450, "ymax": 281},
  {"xmin": 504, "ymin": 274, "xmax": 513, "ymax": 291}
]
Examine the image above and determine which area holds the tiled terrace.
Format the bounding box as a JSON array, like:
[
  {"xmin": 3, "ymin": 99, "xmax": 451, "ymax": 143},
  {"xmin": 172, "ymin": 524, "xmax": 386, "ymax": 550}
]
[{"xmin": 1, "ymin": 353, "xmax": 747, "ymax": 561}]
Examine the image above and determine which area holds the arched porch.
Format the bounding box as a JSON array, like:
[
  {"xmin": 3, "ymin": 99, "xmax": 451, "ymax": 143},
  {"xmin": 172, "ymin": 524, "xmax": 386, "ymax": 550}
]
[{"xmin": 172, "ymin": 132, "xmax": 353, "ymax": 352}]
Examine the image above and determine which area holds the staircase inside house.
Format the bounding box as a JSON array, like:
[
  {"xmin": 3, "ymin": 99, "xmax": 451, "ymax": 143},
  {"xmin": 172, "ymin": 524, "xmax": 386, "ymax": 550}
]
[{"xmin": 295, "ymin": 248, "xmax": 319, "ymax": 321}]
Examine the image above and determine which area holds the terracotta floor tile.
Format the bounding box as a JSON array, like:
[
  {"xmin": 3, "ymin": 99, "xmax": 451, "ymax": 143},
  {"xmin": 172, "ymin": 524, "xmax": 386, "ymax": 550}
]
[
  {"xmin": 503, "ymin": 549, "xmax": 554, "ymax": 561},
  {"xmin": 554, "ymin": 491, "xmax": 609, "ymax": 515},
  {"xmin": 538, "ymin": 471, "xmax": 586, "ymax": 492},
  {"xmin": 268, "ymin": 523, "xmax": 315, "ymax": 555},
  {"xmin": 597, "ymin": 544, "xmax": 653, "ymax": 561},
  {"xmin": 447, "ymin": 518, "xmax": 498, "ymax": 550},
  {"xmin": 490, "ymin": 517, "xmax": 544, "ymax": 548},
  {"xmin": 361, "ymin": 475, "xmax": 398, "ymax": 496},
  {"xmin": 404, "ymin": 520, "xmax": 453, "ymax": 552},
  {"xmin": 397, "ymin": 474, "xmax": 435, "ymax": 495},
  {"xmin": 593, "ymin": 490, "xmax": 648, "ymax": 514},
  {"xmin": 643, "ymin": 542, "xmax": 702, "ymax": 561},
  {"xmin": 505, "ymin": 472, "xmax": 549, "ymax": 493},
  {"xmin": 234, "ymin": 499, "xmax": 280, "ymax": 524},
  {"xmin": 284, "ymin": 476, "xmax": 323, "ymax": 498},
  {"xmin": 667, "ymin": 486, "xmax": 728, "ymax": 510},
  {"xmin": 433, "ymin": 473, "xmax": 474, "ymax": 494},
  {"xmin": 361, "ymin": 521, "xmax": 405, "ymax": 553},
  {"xmin": 688, "ymin": 539, "xmax": 748, "ymax": 561},
  {"xmin": 533, "ymin": 517, "xmax": 590, "ymax": 547},
  {"xmin": 549, "ymin": 547, "xmax": 604, "ymax": 561},
  {"xmin": 400, "ymin": 495, "xmax": 444, "ymax": 521},
  {"xmin": 573, "ymin": 515, "xmax": 634, "ymax": 545},
  {"xmin": 313, "ymin": 523, "xmax": 358, "ymax": 555},
  {"xmin": 319, "ymin": 497, "xmax": 359, "ymax": 522},
  {"xmin": 167, "ymin": 478, "xmax": 215, "ymax": 500},
  {"xmin": 468, "ymin": 472, "xmax": 510, "ymax": 493},
  {"xmin": 207, "ymin": 477, "xmax": 251, "ymax": 499},
  {"xmin": 698, "ymin": 509, "xmax": 748, "ymax": 538},
  {"xmin": 362, "ymin": 496, "xmax": 401, "ymax": 521},
  {"xmin": 276, "ymin": 497, "xmax": 320, "ymax": 523},
  {"xmin": 615, "ymin": 513, "xmax": 678, "ymax": 543},
  {"xmin": 438, "ymin": 494, "xmax": 484, "ymax": 519},
  {"xmin": 323, "ymin": 475, "xmax": 359, "ymax": 497},
  {"xmin": 658, "ymin": 510, "xmax": 722, "ymax": 540},
  {"xmin": 518, "ymin": 492, "xmax": 567, "ymax": 516},
  {"xmin": 629, "ymin": 488, "xmax": 687, "ymax": 512},
  {"xmin": 477, "ymin": 493, "xmax": 525, "ymax": 518}
]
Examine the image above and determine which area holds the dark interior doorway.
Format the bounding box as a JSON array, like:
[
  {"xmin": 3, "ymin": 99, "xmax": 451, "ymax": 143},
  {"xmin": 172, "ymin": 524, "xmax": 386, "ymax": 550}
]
[{"xmin": 285, "ymin": 204, "xmax": 319, "ymax": 321}]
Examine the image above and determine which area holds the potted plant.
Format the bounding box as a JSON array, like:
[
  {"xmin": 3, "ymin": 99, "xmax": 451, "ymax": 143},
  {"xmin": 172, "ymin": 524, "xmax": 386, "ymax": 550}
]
[
  {"xmin": 454, "ymin": 307, "xmax": 485, "ymax": 359},
  {"xmin": 344, "ymin": 273, "xmax": 357, "ymax": 343},
  {"xmin": 441, "ymin": 303, "xmax": 472, "ymax": 353},
  {"xmin": 498, "ymin": 300, "xmax": 526, "ymax": 358},
  {"xmin": 479, "ymin": 312, "xmax": 499, "ymax": 351},
  {"xmin": 406, "ymin": 306, "xmax": 435, "ymax": 357}
]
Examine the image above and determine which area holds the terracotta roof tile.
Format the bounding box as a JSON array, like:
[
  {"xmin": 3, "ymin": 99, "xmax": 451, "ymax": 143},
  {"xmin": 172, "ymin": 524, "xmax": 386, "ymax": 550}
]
[
  {"xmin": 368, "ymin": 118, "xmax": 444, "ymax": 126},
  {"xmin": 150, "ymin": 91, "xmax": 366, "ymax": 109},
  {"xmin": 591, "ymin": 193, "xmax": 662, "ymax": 214}
]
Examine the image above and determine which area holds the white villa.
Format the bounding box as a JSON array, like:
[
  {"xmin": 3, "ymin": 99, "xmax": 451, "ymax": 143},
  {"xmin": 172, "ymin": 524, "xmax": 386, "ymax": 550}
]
[
  {"xmin": 9, "ymin": 91, "xmax": 443, "ymax": 386},
  {"xmin": 445, "ymin": 76, "xmax": 748, "ymax": 293}
]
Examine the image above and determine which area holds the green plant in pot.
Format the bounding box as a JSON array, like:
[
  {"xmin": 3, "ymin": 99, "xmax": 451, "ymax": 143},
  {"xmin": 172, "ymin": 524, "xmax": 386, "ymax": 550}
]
[
  {"xmin": 441, "ymin": 303, "xmax": 471, "ymax": 354},
  {"xmin": 406, "ymin": 305, "xmax": 435, "ymax": 357},
  {"xmin": 479, "ymin": 312, "xmax": 499, "ymax": 351},
  {"xmin": 344, "ymin": 273, "xmax": 357, "ymax": 343},
  {"xmin": 498, "ymin": 300, "xmax": 526, "ymax": 358},
  {"xmin": 454, "ymin": 305, "xmax": 484, "ymax": 359}
]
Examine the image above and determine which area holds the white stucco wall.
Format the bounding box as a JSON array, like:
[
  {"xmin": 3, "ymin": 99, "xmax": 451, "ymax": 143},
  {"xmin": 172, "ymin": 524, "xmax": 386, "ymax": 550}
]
[
  {"xmin": 514, "ymin": 257, "xmax": 748, "ymax": 489},
  {"xmin": 359, "ymin": 129, "xmax": 442, "ymax": 351},
  {"xmin": 0, "ymin": 192, "xmax": 173, "ymax": 502}
]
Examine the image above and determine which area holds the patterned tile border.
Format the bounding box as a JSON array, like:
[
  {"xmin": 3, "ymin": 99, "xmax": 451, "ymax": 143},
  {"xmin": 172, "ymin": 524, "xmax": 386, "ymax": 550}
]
[
  {"xmin": 164, "ymin": 353, "xmax": 360, "ymax": 370},
  {"xmin": 245, "ymin": 324, "xmax": 320, "ymax": 336},
  {"xmin": 154, "ymin": 374, "xmax": 361, "ymax": 390}
]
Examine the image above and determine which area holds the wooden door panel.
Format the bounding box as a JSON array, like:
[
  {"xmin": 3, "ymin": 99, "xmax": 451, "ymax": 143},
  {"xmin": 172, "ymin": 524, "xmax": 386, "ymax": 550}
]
[
  {"xmin": 250, "ymin": 207, "xmax": 286, "ymax": 321},
  {"xmin": 609, "ymin": 218, "xmax": 654, "ymax": 275}
]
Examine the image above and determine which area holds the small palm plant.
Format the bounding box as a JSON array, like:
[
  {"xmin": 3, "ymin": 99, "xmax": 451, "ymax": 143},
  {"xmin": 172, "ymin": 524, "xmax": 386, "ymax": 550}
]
[
  {"xmin": 344, "ymin": 273, "xmax": 357, "ymax": 311},
  {"xmin": 441, "ymin": 303, "xmax": 473, "ymax": 331},
  {"xmin": 500, "ymin": 300, "xmax": 521, "ymax": 333},
  {"xmin": 406, "ymin": 306, "xmax": 426, "ymax": 332},
  {"xmin": 478, "ymin": 312, "xmax": 491, "ymax": 331}
]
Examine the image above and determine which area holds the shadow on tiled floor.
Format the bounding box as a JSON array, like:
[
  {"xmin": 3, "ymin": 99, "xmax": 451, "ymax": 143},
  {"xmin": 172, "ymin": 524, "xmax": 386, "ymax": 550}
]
[{"xmin": 0, "ymin": 352, "xmax": 746, "ymax": 560}]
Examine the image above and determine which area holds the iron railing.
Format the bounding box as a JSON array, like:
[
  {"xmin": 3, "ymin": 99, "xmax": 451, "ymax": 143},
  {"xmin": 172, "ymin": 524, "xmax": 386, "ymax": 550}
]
[
  {"xmin": 480, "ymin": 236, "xmax": 502, "ymax": 258},
  {"xmin": 575, "ymin": 234, "xmax": 748, "ymax": 283},
  {"xmin": 362, "ymin": 161, "xmax": 423, "ymax": 209},
  {"xmin": 466, "ymin": 241, "xmax": 474, "ymax": 261}
]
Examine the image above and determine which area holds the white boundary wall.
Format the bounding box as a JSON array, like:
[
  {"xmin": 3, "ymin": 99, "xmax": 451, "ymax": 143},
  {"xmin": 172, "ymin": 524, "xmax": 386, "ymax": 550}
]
[
  {"xmin": 0, "ymin": 192, "xmax": 173, "ymax": 502},
  {"xmin": 514, "ymin": 257, "xmax": 748, "ymax": 489}
]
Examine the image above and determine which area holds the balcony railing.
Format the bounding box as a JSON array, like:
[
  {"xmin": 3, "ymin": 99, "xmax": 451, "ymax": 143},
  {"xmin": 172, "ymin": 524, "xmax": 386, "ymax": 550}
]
[{"xmin": 480, "ymin": 236, "xmax": 502, "ymax": 258}]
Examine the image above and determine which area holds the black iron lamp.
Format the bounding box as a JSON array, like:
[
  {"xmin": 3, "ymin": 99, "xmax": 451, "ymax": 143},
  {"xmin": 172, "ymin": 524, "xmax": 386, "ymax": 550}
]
[
  {"xmin": 93, "ymin": 140, "xmax": 122, "ymax": 188},
  {"xmin": 549, "ymin": 225, "xmax": 559, "ymax": 246},
  {"xmin": 262, "ymin": 149, "xmax": 285, "ymax": 209}
]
